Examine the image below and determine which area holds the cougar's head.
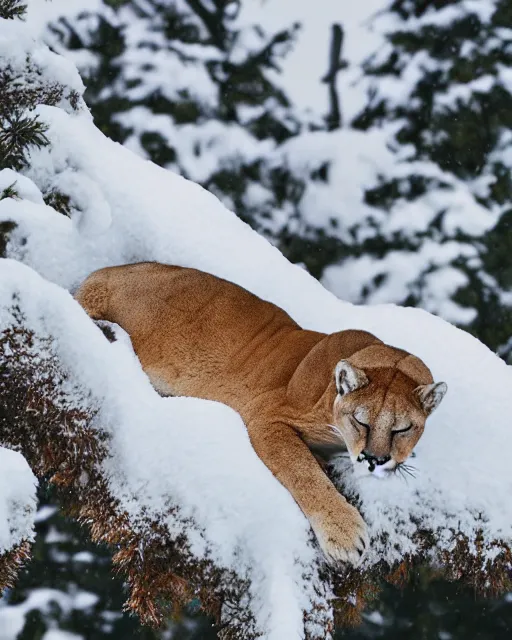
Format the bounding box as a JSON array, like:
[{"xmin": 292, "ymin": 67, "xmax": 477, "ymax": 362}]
[{"xmin": 332, "ymin": 345, "xmax": 447, "ymax": 478}]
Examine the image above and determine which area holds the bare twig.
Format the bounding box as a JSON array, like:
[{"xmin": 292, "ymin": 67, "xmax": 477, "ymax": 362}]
[{"xmin": 321, "ymin": 24, "xmax": 348, "ymax": 131}]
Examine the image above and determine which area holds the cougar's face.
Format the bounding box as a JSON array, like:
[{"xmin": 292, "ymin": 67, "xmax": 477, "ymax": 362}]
[
  {"xmin": 334, "ymin": 391, "xmax": 426, "ymax": 477},
  {"xmin": 332, "ymin": 359, "xmax": 447, "ymax": 478}
]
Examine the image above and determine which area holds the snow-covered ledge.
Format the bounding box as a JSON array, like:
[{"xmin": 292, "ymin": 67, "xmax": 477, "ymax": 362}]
[{"xmin": 0, "ymin": 9, "xmax": 511, "ymax": 639}]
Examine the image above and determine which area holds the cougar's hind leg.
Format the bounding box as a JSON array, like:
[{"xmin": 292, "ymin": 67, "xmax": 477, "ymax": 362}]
[
  {"xmin": 144, "ymin": 366, "xmax": 177, "ymax": 397},
  {"xmin": 74, "ymin": 270, "xmax": 110, "ymax": 321}
]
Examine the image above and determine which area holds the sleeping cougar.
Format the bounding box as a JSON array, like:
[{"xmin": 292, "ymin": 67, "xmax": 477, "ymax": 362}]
[{"xmin": 76, "ymin": 262, "xmax": 447, "ymax": 565}]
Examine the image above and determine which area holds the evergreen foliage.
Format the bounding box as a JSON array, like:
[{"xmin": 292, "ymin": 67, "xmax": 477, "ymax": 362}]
[
  {"xmin": 0, "ymin": 0, "xmax": 26, "ymax": 21},
  {"xmin": 0, "ymin": 0, "xmax": 82, "ymax": 172},
  {"xmin": 0, "ymin": 4, "xmax": 159, "ymax": 637},
  {"xmin": 47, "ymin": 0, "xmax": 303, "ymax": 237},
  {"xmin": 350, "ymin": 0, "xmax": 512, "ymax": 352},
  {"xmin": 5, "ymin": 483, "xmax": 218, "ymax": 639}
]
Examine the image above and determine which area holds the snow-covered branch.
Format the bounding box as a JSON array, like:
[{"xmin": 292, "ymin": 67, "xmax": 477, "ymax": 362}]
[
  {"xmin": 0, "ymin": 261, "xmax": 333, "ymax": 638},
  {"xmin": 0, "ymin": 261, "xmax": 510, "ymax": 638},
  {"xmin": 0, "ymin": 274, "xmax": 275, "ymax": 637}
]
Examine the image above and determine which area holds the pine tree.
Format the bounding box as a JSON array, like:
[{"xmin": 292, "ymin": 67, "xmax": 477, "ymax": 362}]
[
  {"xmin": 2, "ymin": 485, "xmax": 220, "ymax": 639},
  {"xmin": 0, "ymin": 2, "xmax": 140, "ymax": 635},
  {"xmin": 46, "ymin": 0, "xmax": 304, "ymax": 237},
  {"xmin": 0, "ymin": 0, "xmax": 52, "ymax": 170},
  {"xmin": 345, "ymin": 0, "xmax": 512, "ymax": 352},
  {"xmin": 3, "ymin": 484, "xmax": 144, "ymax": 639}
]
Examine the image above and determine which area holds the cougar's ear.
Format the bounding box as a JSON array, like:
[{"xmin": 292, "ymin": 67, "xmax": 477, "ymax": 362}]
[
  {"xmin": 335, "ymin": 360, "xmax": 368, "ymax": 396},
  {"xmin": 416, "ymin": 382, "xmax": 447, "ymax": 415}
]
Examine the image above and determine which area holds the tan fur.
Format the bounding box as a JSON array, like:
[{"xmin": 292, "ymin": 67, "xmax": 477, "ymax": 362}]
[{"xmin": 75, "ymin": 262, "xmax": 446, "ymax": 565}]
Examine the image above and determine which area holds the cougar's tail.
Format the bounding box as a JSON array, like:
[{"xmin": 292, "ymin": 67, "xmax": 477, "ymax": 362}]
[{"xmin": 74, "ymin": 268, "xmax": 110, "ymax": 321}]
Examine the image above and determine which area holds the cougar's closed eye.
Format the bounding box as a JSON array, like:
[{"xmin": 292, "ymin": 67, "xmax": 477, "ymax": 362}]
[
  {"xmin": 353, "ymin": 416, "xmax": 370, "ymax": 430},
  {"xmin": 392, "ymin": 424, "xmax": 412, "ymax": 435}
]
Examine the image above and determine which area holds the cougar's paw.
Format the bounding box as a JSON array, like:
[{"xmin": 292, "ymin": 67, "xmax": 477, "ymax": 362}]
[{"xmin": 310, "ymin": 502, "xmax": 369, "ymax": 567}]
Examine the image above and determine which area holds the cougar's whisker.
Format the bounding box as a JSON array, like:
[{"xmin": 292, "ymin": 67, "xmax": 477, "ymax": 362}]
[{"xmin": 398, "ymin": 463, "xmax": 417, "ymax": 479}]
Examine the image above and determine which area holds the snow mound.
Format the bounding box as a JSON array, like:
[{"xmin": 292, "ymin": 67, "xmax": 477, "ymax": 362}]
[{"xmin": 0, "ymin": 448, "xmax": 36, "ymax": 555}]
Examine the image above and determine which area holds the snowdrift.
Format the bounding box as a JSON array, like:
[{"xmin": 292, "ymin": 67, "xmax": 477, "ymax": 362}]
[{"xmin": 0, "ymin": 9, "xmax": 511, "ymax": 639}]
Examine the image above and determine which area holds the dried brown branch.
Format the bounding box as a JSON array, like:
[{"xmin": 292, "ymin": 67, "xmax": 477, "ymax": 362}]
[{"xmin": 0, "ymin": 541, "xmax": 32, "ymax": 593}]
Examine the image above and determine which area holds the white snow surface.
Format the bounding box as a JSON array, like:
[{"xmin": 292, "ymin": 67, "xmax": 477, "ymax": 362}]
[
  {"xmin": 0, "ymin": 586, "xmax": 94, "ymax": 640},
  {"xmin": 1, "ymin": 11, "xmax": 512, "ymax": 639},
  {"xmin": 0, "ymin": 449, "xmax": 36, "ymax": 555}
]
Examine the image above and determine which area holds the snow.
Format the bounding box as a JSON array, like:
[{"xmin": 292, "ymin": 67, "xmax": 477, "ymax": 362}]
[
  {"xmin": 0, "ymin": 15, "xmax": 87, "ymax": 116},
  {"xmin": 0, "ymin": 587, "xmax": 94, "ymax": 640},
  {"xmin": 24, "ymin": 0, "xmax": 102, "ymax": 37},
  {"xmin": 435, "ymin": 75, "xmax": 496, "ymax": 111},
  {"xmin": 72, "ymin": 551, "xmax": 94, "ymax": 563},
  {"xmin": 43, "ymin": 632, "xmax": 83, "ymax": 640},
  {"xmin": 33, "ymin": 505, "xmax": 58, "ymax": 523},
  {"xmin": 1, "ymin": 7, "xmax": 512, "ymax": 639},
  {"xmin": 0, "ymin": 170, "xmax": 44, "ymax": 205},
  {"xmin": 0, "ymin": 449, "xmax": 37, "ymax": 555},
  {"xmin": 273, "ymin": 127, "xmax": 496, "ymax": 236},
  {"xmin": 322, "ymin": 241, "xmax": 480, "ymax": 325},
  {"xmin": 51, "ymin": 170, "xmax": 112, "ymax": 237},
  {"xmin": 271, "ymin": 128, "xmax": 390, "ymax": 233},
  {"xmin": 117, "ymin": 107, "xmax": 275, "ymax": 184},
  {"xmin": 365, "ymin": 610, "xmax": 385, "ymax": 626}
]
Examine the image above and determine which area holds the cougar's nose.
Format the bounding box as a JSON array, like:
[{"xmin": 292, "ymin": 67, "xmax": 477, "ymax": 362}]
[{"xmin": 362, "ymin": 451, "xmax": 391, "ymax": 471}]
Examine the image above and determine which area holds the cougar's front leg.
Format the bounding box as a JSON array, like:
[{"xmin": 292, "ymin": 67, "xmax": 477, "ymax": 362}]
[{"xmin": 248, "ymin": 421, "xmax": 368, "ymax": 566}]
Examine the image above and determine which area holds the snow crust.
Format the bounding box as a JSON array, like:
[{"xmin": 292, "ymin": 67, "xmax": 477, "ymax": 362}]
[
  {"xmin": 1, "ymin": 9, "xmax": 512, "ymax": 638},
  {"xmin": 0, "ymin": 449, "xmax": 36, "ymax": 555}
]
